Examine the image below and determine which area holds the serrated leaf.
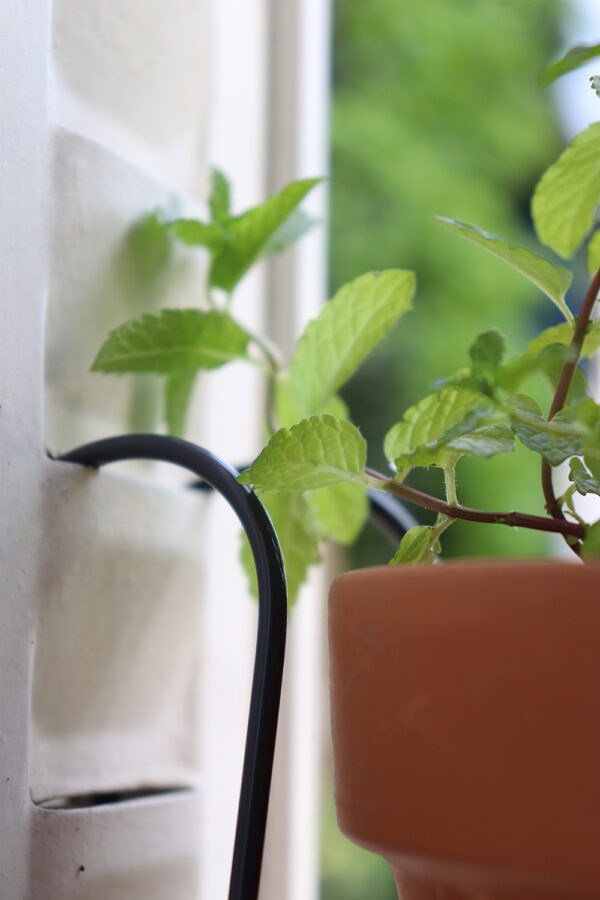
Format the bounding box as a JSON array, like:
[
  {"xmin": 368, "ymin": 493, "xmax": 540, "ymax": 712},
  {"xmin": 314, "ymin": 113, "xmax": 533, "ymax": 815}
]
[
  {"xmin": 309, "ymin": 480, "xmax": 369, "ymax": 545},
  {"xmin": 508, "ymin": 394, "xmax": 589, "ymax": 465},
  {"xmin": 500, "ymin": 340, "xmax": 578, "ymax": 389},
  {"xmin": 582, "ymin": 520, "xmax": 600, "ymax": 558},
  {"xmin": 392, "ymin": 445, "xmax": 456, "ymax": 472},
  {"xmin": 238, "ymin": 415, "xmax": 368, "ymax": 492},
  {"xmin": 261, "ymin": 209, "xmax": 318, "ymax": 256},
  {"xmin": 209, "ymin": 168, "xmax": 230, "ymax": 224},
  {"xmin": 469, "ymin": 330, "xmax": 507, "ymax": 384},
  {"xmin": 384, "ymin": 386, "xmax": 483, "ymax": 470},
  {"xmin": 168, "ymin": 219, "xmax": 226, "ymax": 250},
  {"xmin": 240, "ymin": 491, "xmax": 321, "ymax": 606},
  {"xmin": 543, "ymin": 43, "xmax": 600, "ymax": 85},
  {"xmin": 209, "ymin": 177, "xmax": 321, "ymax": 292},
  {"xmin": 587, "ymin": 230, "xmax": 600, "ymax": 275},
  {"xmin": 438, "ymin": 407, "xmax": 498, "ymax": 441},
  {"xmin": 497, "ymin": 322, "xmax": 600, "ymax": 394},
  {"xmin": 447, "ymin": 423, "xmax": 515, "ymax": 458},
  {"xmin": 91, "ymin": 309, "xmax": 250, "ymax": 374},
  {"xmin": 569, "ymin": 457, "xmax": 600, "ymax": 496},
  {"xmin": 435, "ymin": 216, "xmax": 573, "ymax": 321},
  {"xmin": 528, "ymin": 321, "xmax": 600, "ymax": 366},
  {"xmin": 392, "ymin": 415, "xmax": 513, "ymax": 473},
  {"xmin": 289, "ymin": 270, "xmax": 415, "ymax": 417},
  {"xmin": 526, "ymin": 322, "xmax": 576, "ymax": 357},
  {"xmin": 388, "ymin": 525, "xmax": 439, "ymax": 565},
  {"xmin": 164, "ymin": 370, "xmax": 196, "ymax": 437},
  {"xmin": 532, "ymin": 123, "xmax": 600, "ymax": 259}
]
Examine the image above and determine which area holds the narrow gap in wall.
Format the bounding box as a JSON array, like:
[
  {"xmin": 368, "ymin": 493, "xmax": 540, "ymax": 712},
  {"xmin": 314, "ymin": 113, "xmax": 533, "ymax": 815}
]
[{"xmin": 36, "ymin": 785, "xmax": 194, "ymax": 810}]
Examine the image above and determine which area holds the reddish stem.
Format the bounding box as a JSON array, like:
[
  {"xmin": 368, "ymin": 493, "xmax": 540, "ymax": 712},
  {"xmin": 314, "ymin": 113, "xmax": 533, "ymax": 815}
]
[
  {"xmin": 366, "ymin": 468, "xmax": 584, "ymax": 540},
  {"xmin": 541, "ymin": 266, "xmax": 600, "ymax": 551}
]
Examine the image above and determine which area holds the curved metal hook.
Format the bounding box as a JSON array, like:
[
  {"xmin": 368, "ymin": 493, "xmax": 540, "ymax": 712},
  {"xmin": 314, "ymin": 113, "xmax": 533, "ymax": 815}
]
[
  {"xmin": 367, "ymin": 487, "xmax": 418, "ymax": 545},
  {"xmin": 58, "ymin": 434, "xmax": 287, "ymax": 900}
]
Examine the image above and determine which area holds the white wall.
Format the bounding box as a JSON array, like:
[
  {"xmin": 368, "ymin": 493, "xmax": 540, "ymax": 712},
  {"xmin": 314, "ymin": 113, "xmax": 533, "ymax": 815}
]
[{"xmin": 0, "ymin": 1, "xmax": 331, "ymax": 897}]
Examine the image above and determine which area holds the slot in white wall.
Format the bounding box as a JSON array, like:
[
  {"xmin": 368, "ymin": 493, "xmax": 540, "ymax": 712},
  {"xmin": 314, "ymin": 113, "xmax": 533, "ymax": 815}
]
[{"xmin": 0, "ymin": 1, "xmax": 330, "ymax": 897}]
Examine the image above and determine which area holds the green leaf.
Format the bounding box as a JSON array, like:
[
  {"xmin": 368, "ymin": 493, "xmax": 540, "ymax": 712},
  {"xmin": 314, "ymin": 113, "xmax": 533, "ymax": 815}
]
[
  {"xmin": 446, "ymin": 423, "xmax": 515, "ymax": 458},
  {"xmin": 524, "ymin": 321, "xmax": 600, "ymax": 366},
  {"xmin": 168, "ymin": 219, "xmax": 226, "ymax": 250},
  {"xmin": 508, "ymin": 394, "xmax": 590, "ymax": 465},
  {"xmin": 275, "ymin": 377, "xmax": 349, "ymax": 430},
  {"xmin": 543, "ymin": 43, "xmax": 600, "ymax": 85},
  {"xmin": 91, "ymin": 309, "xmax": 250, "ymax": 374},
  {"xmin": 391, "ymin": 445, "xmax": 455, "ymax": 471},
  {"xmin": 469, "ymin": 330, "xmax": 507, "ymax": 385},
  {"xmin": 289, "ymin": 270, "xmax": 416, "ymax": 416},
  {"xmin": 274, "ymin": 377, "xmax": 302, "ymax": 430},
  {"xmin": 309, "ymin": 480, "xmax": 369, "ymax": 545},
  {"xmin": 582, "ymin": 520, "xmax": 600, "ymax": 558},
  {"xmin": 238, "ymin": 415, "xmax": 368, "ymax": 492},
  {"xmin": 569, "ymin": 457, "xmax": 600, "ymax": 497},
  {"xmin": 532, "ymin": 123, "xmax": 600, "ymax": 259},
  {"xmin": 587, "ymin": 230, "xmax": 600, "ymax": 275},
  {"xmin": 497, "ymin": 322, "xmax": 600, "ymax": 394},
  {"xmin": 322, "ymin": 394, "xmax": 350, "ymax": 420},
  {"xmin": 164, "ymin": 371, "xmax": 196, "ymax": 437},
  {"xmin": 526, "ymin": 322, "xmax": 576, "ymax": 357},
  {"xmin": 209, "ymin": 168, "xmax": 231, "ymax": 224},
  {"xmin": 261, "ymin": 209, "xmax": 318, "ymax": 256},
  {"xmin": 539, "ymin": 344, "xmax": 588, "ymax": 400},
  {"xmin": 384, "ymin": 386, "xmax": 483, "ymax": 470},
  {"xmin": 591, "ymin": 75, "xmax": 600, "ymax": 98},
  {"xmin": 210, "ymin": 177, "xmax": 321, "ymax": 292},
  {"xmin": 435, "ymin": 216, "xmax": 573, "ymax": 321},
  {"xmin": 121, "ymin": 212, "xmax": 172, "ymax": 287},
  {"xmin": 388, "ymin": 525, "xmax": 439, "ymax": 565},
  {"xmin": 391, "ymin": 416, "xmax": 513, "ymax": 473},
  {"xmin": 584, "ymin": 421, "xmax": 600, "ymax": 481},
  {"xmin": 240, "ymin": 491, "xmax": 321, "ymax": 607},
  {"xmin": 561, "ymin": 397, "xmax": 600, "ymax": 430},
  {"xmin": 495, "ymin": 355, "xmax": 541, "ymax": 394}
]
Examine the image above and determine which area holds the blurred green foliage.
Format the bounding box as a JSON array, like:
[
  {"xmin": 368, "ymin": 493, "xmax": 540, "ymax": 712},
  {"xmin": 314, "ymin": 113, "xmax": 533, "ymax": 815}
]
[
  {"xmin": 324, "ymin": 2, "xmax": 567, "ymax": 897},
  {"xmin": 331, "ymin": 0, "xmax": 566, "ymax": 561}
]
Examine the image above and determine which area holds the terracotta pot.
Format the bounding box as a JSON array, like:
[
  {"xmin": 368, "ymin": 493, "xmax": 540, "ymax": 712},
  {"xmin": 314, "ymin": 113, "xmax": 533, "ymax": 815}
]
[{"xmin": 328, "ymin": 561, "xmax": 600, "ymax": 900}]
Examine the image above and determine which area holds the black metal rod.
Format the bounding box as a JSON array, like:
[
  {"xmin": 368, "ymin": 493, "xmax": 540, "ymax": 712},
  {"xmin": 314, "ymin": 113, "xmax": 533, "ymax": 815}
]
[
  {"xmin": 367, "ymin": 487, "xmax": 418, "ymax": 545},
  {"xmin": 194, "ymin": 470, "xmax": 418, "ymax": 545},
  {"xmin": 58, "ymin": 434, "xmax": 287, "ymax": 900}
]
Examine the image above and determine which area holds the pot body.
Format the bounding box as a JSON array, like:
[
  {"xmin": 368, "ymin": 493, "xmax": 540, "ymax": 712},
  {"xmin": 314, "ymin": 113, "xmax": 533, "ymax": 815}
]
[{"xmin": 328, "ymin": 561, "xmax": 600, "ymax": 899}]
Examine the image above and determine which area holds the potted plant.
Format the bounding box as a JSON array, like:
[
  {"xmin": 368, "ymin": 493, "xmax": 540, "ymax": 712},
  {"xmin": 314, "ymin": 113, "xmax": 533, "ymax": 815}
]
[
  {"xmin": 93, "ymin": 48, "xmax": 600, "ymax": 898},
  {"xmin": 233, "ymin": 51, "xmax": 600, "ymax": 898}
]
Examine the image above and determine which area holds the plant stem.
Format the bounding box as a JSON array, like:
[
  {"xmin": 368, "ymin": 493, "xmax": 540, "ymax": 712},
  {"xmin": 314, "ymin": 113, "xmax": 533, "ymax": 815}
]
[
  {"xmin": 365, "ymin": 467, "xmax": 585, "ymax": 540},
  {"xmin": 443, "ymin": 457, "xmax": 458, "ymax": 507},
  {"xmin": 540, "ymin": 266, "xmax": 600, "ymax": 547},
  {"xmin": 431, "ymin": 513, "xmax": 455, "ymax": 542},
  {"xmin": 550, "ymin": 266, "xmax": 600, "ymax": 419},
  {"xmin": 248, "ymin": 331, "xmax": 284, "ymax": 436}
]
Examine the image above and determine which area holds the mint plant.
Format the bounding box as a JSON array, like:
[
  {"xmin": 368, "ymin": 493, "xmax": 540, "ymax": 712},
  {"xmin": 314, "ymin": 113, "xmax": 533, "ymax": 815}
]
[
  {"xmin": 93, "ymin": 170, "xmax": 408, "ymax": 601},
  {"xmin": 94, "ymin": 45, "xmax": 600, "ymax": 600},
  {"xmin": 238, "ymin": 48, "xmax": 600, "ymax": 570},
  {"xmin": 92, "ymin": 171, "xmax": 320, "ymax": 439}
]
